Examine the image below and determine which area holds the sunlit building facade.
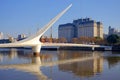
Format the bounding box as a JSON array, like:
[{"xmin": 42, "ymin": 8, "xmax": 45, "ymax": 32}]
[
  {"xmin": 58, "ymin": 18, "xmax": 103, "ymax": 42},
  {"xmin": 73, "ymin": 18, "xmax": 103, "ymax": 38},
  {"xmin": 0, "ymin": 32, "xmax": 3, "ymax": 39}
]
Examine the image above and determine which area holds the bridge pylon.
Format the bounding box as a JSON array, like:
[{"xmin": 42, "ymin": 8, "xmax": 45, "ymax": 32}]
[
  {"xmin": 0, "ymin": 4, "xmax": 72, "ymax": 54},
  {"xmin": 32, "ymin": 45, "xmax": 41, "ymax": 55}
]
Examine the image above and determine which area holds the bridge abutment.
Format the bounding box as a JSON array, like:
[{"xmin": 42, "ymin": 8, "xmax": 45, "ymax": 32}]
[{"xmin": 32, "ymin": 45, "xmax": 41, "ymax": 55}]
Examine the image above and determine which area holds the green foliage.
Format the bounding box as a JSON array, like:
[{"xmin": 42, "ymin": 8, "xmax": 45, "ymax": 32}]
[
  {"xmin": 107, "ymin": 34, "xmax": 120, "ymax": 45},
  {"xmin": 94, "ymin": 36, "xmax": 102, "ymax": 40}
]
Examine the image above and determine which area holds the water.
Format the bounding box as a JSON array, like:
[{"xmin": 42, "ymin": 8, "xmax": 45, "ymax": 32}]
[{"xmin": 0, "ymin": 48, "xmax": 120, "ymax": 80}]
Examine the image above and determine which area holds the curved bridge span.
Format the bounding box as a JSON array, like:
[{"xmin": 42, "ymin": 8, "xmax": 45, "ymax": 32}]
[
  {"xmin": 0, "ymin": 4, "xmax": 111, "ymax": 53},
  {"xmin": 0, "ymin": 4, "xmax": 72, "ymax": 53}
]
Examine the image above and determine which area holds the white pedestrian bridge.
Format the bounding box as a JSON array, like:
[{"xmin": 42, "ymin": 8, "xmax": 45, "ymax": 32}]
[{"xmin": 0, "ymin": 4, "xmax": 111, "ymax": 53}]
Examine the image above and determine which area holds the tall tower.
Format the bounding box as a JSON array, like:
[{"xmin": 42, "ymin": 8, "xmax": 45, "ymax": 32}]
[
  {"xmin": 50, "ymin": 27, "xmax": 52, "ymax": 43},
  {"xmin": 0, "ymin": 32, "xmax": 3, "ymax": 39},
  {"xmin": 108, "ymin": 26, "xmax": 111, "ymax": 35}
]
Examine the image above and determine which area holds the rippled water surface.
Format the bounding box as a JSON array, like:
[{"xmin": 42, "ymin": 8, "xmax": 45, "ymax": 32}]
[{"xmin": 0, "ymin": 48, "xmax": 120, "ymax": 80}]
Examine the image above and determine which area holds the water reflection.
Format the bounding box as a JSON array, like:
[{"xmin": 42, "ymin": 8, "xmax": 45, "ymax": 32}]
[
  {"xmin": 58, "ymin": 51, "xmax": 103, "ymax": 77},
  {"xmin": 0, "ymin": 48, "xmax": 47, "ymax": 80},
  {"xmin": 107, "ymin": 56, "xmax": 120, "ymax": 68},
  {"xmin": 0, "ymin": 49, "xmax": 120, "ymax": 80},
  {"xmin": 0, "ymin": 49, "xmax": 18, "ymax": 64},
  {"xmin": 104, "ymin": 51, "xmax": 120, "ymax": 69}
]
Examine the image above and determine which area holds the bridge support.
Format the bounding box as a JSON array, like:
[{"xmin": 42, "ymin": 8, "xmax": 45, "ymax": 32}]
[
  {"xmin": 32, "ymin": 45, "xmax": 41, "ymax": 56},
  {"xmin": 92, "ymin": 47, "xmax": 95, "ymax": 51}
]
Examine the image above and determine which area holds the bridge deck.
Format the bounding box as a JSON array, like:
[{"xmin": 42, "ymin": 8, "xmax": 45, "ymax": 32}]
[{"xmin": 42, "ymin": 43, "xmax": 111, "ymax": 48}]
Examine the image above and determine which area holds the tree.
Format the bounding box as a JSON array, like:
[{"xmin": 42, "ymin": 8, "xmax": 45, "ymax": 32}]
[
  {"xmin": 107, "ymin": 34, "xmax": 120, "ymax": 45},
  {"xmin": 53, "ymin": 38, "xmax": 58, "ymax": 43},
  {"xmin": 94, "ymin": 37, "xmax": 103, "ymax": 44},
  {"xmin": 71, "ymin": 38, "xmax": 79, "ymax": 43},
  {"xmin": 58, "ymin": 37, "xmax": 67, "ymax": 43},
  {"xmin": 79, "ymin": 36, "xmax": 89, "ymax": 44}
]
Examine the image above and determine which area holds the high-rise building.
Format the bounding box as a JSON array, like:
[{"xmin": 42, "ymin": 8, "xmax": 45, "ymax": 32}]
[
  {"xmin": 108, "ymin": 26, "xmax": 120, "ymax": 36},
  {"xmin": 18, "ymin": 34, "xmax": 26, "ymax": 41},
  {"xmin": 73, "ymin": 18, "xmax": 103, "ymax": 38},
  {"xmin": 58, "ymin": 23, "xmax": 76, "ymax": 42},
  {"xmin": 58, "ymin": 18, "xmax": 103, "ymax": 42},
  {"xmin": 0, "ymin": 32, "xmax": 3, "ymax": 39}
]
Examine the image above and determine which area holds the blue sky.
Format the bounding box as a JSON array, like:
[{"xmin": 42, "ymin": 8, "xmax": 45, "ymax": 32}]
[{"xmin": 0, "ymin": 0, "xmax": 120, "ymax": 38}]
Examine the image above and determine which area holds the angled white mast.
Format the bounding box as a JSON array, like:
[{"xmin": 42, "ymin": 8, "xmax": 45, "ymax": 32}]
[{"xmin": 0, "ymin": 4, "xmax": 72, "ymax": 53}]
